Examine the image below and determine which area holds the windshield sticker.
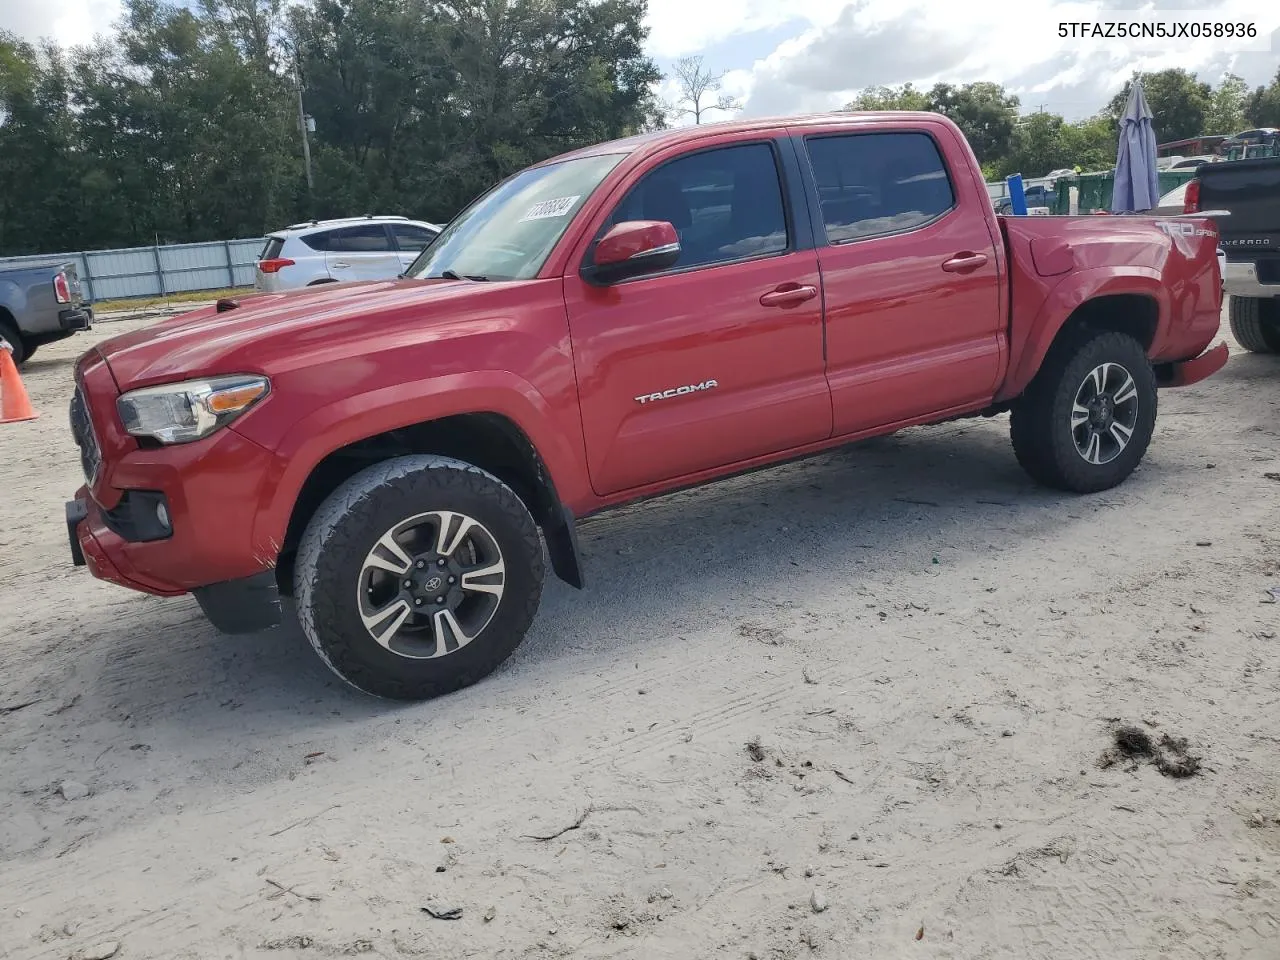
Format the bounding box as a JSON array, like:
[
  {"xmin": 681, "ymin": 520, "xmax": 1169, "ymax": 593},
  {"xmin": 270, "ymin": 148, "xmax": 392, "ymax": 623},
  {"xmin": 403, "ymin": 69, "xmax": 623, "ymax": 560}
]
[{"xmin": 519, "ymin": 196, "xmax": 581, "ymax": 221}]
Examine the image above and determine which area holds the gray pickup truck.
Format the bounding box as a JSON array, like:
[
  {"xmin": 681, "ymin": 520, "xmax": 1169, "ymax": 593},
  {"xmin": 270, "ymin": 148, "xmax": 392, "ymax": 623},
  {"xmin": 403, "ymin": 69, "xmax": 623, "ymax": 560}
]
[{"xmin": 0, "ymin": 260, "xmax": 94, "ymax": 365}]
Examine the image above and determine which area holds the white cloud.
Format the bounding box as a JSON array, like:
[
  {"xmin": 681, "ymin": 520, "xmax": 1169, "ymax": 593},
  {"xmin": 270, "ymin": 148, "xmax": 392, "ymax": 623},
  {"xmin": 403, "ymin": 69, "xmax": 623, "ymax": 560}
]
[
  {"xmin": 650, "ymin": 0, "xmax": 1280, "ymax": 121},
  {"xmin": 0, "ymin": 0, "xmax": 120, "ymax": 48},
  {"xmin": 4, "ymin": 0, "xmax": 1277, "ymax": 126}
]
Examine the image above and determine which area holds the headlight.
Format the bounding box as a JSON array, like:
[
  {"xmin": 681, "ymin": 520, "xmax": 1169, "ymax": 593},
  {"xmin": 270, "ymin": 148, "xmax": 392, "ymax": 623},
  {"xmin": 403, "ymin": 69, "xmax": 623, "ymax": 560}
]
[{"xmin": 117, "ymin": 374, "xmax": 270, "ymax": 444}]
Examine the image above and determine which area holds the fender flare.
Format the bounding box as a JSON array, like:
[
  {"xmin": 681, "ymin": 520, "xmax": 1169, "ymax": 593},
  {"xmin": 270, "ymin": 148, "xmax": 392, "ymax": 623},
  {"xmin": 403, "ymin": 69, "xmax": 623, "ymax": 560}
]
[
  {"xmin": 244, "ymin": 370, "xmax": 587, "ymax": 561},
  {"xmin": 1001, "ymin": 267, "xmax": 1168, "ymax": 401}
]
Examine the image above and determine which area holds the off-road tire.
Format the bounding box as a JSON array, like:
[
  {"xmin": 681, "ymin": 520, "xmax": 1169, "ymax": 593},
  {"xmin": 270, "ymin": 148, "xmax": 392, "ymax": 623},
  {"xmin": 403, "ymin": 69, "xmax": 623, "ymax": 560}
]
[
  {"xmin": 294, "ymin": 454, "xmax": 545, "ymax": 700},
  {"xmin": 0, "ymin": 318, "xmax": 27, "ymax": 366},
  {"xmin": 1228, "ymin": 296, "xmax": 1280, "ymax": 354},
  {"xmin": 1010, "ymin": 329, "xmax": 1157, "ymax": 493}
]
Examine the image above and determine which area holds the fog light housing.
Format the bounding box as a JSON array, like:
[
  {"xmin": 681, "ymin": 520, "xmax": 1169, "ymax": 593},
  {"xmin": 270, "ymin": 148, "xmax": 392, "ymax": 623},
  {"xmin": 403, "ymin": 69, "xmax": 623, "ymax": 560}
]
[{"xmin": 100, "ymin": 490, "xmax": 174, "ymax": 543}]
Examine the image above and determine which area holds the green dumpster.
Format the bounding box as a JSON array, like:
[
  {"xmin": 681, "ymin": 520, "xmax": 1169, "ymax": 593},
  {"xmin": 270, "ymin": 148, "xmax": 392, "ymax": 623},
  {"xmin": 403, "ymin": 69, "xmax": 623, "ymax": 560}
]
[{"xmin": 1052, "ymin": 170, "xmax": 1197, "ymax": 214}]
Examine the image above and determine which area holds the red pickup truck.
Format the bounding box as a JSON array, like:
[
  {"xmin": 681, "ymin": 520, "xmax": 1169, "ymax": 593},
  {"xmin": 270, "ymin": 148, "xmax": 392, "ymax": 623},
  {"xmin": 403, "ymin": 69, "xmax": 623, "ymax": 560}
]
[{"xmin": 65, "ymin": 112, "xmax": 1228, "ymax": 700}]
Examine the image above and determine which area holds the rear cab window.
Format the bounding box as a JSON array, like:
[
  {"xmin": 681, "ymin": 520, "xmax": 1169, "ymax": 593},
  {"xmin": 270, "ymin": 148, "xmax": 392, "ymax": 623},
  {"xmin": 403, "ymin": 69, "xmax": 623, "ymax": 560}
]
[{"xmin": 803, "ymin": 131, "xmax": 956, "ymax": 243}]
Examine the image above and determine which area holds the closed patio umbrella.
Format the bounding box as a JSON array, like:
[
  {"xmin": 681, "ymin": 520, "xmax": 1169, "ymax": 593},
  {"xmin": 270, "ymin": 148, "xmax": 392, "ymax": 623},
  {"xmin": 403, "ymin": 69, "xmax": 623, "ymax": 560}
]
[{"xmin": 1111, "ymin": 79, "xmax": 1160, "ymax": 213}]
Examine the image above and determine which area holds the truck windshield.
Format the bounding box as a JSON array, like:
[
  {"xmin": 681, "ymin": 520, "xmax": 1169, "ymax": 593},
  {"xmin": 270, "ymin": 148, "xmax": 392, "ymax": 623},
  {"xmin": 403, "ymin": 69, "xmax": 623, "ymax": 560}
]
[{"xmin": 406, "ymin": 153, "xmax": 626, "ymax": 282}]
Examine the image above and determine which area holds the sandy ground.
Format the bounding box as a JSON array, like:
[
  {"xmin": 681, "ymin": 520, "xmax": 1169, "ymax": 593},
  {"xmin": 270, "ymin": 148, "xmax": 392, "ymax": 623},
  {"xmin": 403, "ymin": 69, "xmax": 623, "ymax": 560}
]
[{"xmin": 1, "ymin": 309, "xmax": 1279, "ymax": 960}]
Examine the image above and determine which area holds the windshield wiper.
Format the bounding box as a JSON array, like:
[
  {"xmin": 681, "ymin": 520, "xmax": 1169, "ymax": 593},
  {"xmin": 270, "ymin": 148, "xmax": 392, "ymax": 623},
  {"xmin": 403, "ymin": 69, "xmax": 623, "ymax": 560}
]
[{"xmin": 439, "ymin": 269, "xmax": 490, "ymax": 282}]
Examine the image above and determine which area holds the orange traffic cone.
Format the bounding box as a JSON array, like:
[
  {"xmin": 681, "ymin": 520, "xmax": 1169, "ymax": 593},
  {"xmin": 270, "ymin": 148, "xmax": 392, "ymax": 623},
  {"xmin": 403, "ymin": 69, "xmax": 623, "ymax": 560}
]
[{"xmin": 0, "ymin": 338, "xmax": 38, "ymax": 423}]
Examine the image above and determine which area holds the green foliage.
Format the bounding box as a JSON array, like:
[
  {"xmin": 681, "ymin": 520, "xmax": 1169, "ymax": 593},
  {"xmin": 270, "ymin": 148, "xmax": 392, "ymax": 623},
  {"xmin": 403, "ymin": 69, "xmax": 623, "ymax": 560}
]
[
  {"xmin": 1057, "ymin": 115, "xmax": 1115, "ymax": 173},
  {"xmin": 845, "ymin": 81, "xmax": 1019, "ymax": 163},
  {"xmin": 845, "ymin": 83, "xmax": 930, "ymax": 112},
  {"xmin": 927, "ymin": 81, "xmax": 1020, "ymax": 163},
  {"xmin": 844, "ymin": 70, "xmax": 1259, "ymax": 180},
  {"xmin": 3, "ymin": 15, "xmax": 1277, "ymax": 256},
  {"xmin": 1246, "ymin": 68, "xmax": 1280, "ymax": 128},
  {"xmin": 0, "ymin": 0, "xmax": 658, "ymax": 254},
  {"xmin": 1205, "ymin": 73, "xmax": 1249, "ymax": 136},
  {"xmin": 1107, "ymin": 69, "xmax": 1212, "ymax": 143}
]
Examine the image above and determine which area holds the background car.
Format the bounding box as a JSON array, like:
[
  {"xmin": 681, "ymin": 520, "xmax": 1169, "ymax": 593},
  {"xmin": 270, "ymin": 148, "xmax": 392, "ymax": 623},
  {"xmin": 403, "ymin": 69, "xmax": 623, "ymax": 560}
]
[
  {"xmin": 253, "ymin": 215, "xmax": 442, "ymax": 292},
  {"xmin": 1169, "ymin": 155, "xmax": 1218, "ymax": 171},
  {"xmin": 993, "ymin": 183, "xmax": 1054, "ymax": 214}
]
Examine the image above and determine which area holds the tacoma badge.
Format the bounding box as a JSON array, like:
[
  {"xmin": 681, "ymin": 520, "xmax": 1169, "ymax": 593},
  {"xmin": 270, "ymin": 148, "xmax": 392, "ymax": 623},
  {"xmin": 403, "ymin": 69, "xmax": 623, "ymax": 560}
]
[{"xmin": 634, "ymin": 380, "xmax": 719, "ymax": 405}]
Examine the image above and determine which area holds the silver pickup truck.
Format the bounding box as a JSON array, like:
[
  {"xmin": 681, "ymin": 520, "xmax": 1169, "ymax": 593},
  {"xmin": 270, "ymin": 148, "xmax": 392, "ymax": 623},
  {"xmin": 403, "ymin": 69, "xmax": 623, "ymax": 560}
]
[{"xmin": 0, "ymin": 260, "xmax": 94, "ymax": 366}]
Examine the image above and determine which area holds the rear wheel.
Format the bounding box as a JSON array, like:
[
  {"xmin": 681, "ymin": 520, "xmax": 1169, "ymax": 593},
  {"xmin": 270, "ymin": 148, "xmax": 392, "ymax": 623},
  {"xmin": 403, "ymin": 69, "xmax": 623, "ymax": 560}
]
[
  {"xmin": 1228, "ymin": 296, "xmax": 1280, "ymax": 354},
  {"xmin": 294, "ymin": 455, "xmax": 545, "ymax": 700},
  {"xmin": 1010, "ymin": 329, "xmax": 1157, "ymax": 493}
]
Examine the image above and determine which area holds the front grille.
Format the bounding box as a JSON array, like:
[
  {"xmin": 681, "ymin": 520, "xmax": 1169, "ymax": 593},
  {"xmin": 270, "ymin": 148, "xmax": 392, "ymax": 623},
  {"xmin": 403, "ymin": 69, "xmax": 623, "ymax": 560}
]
[{"xmin": 69, "ymin": 385, "xmax": 101, "ymax": 484}]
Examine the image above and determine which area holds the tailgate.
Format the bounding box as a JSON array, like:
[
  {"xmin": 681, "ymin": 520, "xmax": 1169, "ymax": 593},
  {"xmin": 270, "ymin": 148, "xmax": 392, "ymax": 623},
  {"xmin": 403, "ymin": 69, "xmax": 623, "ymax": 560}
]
[{"xmin": 1199, "ymin": 158, "xmax": 1280, "ymax": 273}]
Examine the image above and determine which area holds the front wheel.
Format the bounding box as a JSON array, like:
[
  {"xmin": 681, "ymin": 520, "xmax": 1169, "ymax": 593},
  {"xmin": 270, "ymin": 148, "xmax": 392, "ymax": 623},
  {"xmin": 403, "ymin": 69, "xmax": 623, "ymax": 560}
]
[
  {"xmin": 1010, "ymin": 330, "xmax": 1157, "ymax": 493},
  {"xmin": 294, "ymin": 455, "xmax": 545, "ymax": 700}
]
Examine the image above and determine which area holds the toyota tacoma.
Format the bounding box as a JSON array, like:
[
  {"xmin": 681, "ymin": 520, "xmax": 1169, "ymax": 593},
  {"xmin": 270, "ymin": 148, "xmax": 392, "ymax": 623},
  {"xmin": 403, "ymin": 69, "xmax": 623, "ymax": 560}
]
[{"xmin": 65, "ymin": 112, "xmax": 1228, "ymax": 700}]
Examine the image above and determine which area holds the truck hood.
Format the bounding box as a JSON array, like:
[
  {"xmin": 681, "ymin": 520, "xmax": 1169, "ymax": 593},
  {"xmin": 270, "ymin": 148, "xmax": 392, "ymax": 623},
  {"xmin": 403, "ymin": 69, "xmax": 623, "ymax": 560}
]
[{"xmin": 95, "ymin": 277, "xmax": 479, "ymax": 389}]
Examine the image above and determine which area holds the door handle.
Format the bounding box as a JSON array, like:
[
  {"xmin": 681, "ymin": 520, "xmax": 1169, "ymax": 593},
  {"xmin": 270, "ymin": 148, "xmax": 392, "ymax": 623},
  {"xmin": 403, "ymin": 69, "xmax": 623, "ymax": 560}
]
[
  {"xmin": 941, "ymin": 252, "xmax": 989, "ymax": 273},
  {"xmin": 331, "ymin": 261, "xmax": 350, "ymax": 269},
  {"xmin": 759, "ymin": 284, "xmax": 818, "ymax": 308}
]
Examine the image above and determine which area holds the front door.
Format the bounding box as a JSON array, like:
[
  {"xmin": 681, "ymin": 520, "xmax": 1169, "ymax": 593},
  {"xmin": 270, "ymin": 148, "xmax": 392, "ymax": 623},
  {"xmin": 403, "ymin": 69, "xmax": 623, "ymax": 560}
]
[
  {"xmin": 796, "ymin": 126, "xmax": 1004, "ymax": 436},
  {"xmin": 563, "ymin": 136, "xmax": 831, "ymax": 497}
]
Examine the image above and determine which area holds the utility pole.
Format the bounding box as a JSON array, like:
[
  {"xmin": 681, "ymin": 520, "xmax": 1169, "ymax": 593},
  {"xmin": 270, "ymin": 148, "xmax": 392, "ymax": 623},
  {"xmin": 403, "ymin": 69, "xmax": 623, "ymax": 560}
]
[{"xmin": 296, "ymin": 72, "xmax": 314, "ymax": 192}]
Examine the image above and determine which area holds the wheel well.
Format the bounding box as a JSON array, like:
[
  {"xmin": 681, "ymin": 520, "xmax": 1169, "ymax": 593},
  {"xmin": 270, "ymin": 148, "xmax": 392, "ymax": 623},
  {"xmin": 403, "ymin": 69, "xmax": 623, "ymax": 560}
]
[
  {"xmin": 0, "ymin": 304, "xmax": 18, "ymax": 336},
  {"xmin": 276, "ymin": 413, "xmax": 579, "ymax": 593},
  {"xmin": 1058, "ymin": 294, "xmax": 1158, "ymax": 351},
  {"xmin": 307, "ymin": 278, "xmax": 338, "ymax": 286}
]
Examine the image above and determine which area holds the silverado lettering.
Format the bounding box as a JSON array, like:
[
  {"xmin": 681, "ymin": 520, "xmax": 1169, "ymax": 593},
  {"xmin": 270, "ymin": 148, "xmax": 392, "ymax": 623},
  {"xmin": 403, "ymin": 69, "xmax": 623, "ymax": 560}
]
[{"xmin": 64, "ymin": 111, "xmax": 1230, "ymax": 702}]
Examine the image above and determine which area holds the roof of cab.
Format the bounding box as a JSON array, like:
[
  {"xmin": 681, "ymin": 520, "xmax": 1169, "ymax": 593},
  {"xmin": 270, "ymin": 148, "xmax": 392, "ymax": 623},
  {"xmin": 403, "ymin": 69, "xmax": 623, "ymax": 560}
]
[{"xmin": 532, "ymin": 111, "xmax": 948, "ymax": 167}]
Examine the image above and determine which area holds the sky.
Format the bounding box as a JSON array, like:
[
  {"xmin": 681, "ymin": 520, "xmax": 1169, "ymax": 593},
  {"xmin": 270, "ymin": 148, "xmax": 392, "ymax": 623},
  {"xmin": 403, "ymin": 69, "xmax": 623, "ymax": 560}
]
[{"xmin": 3, "ymin": 0, "xmax": 1279, "ymax": 126}]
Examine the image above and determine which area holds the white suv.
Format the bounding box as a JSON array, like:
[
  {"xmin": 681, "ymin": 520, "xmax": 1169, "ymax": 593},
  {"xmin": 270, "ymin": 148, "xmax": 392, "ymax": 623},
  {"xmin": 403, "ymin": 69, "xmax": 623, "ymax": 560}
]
[{"xmin": 253, "ymin": 215, "xmax": 442, "ymax": 292}]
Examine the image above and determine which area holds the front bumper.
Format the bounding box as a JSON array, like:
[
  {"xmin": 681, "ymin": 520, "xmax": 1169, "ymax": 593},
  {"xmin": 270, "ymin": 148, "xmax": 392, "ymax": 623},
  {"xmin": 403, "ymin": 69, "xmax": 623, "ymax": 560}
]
[
  {"xmin": 66, "ymin": 487, "xmax": 284, "ymax": 633},
  {"xmin": 66, "ymin": 487, "xmax": 184, "ymax": 596},
  {"xmin": 1158, "ymin": 341, "xmax": 1230, "ymax": 388},
  {"xmin": 1223, "ymin": 261, "xmax": 1280, "ymax": 300}
]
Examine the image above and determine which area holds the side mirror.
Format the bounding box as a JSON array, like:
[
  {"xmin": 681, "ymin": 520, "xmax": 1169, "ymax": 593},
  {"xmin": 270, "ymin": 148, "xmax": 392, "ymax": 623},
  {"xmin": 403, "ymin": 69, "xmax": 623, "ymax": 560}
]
[{"xmin": 582, "ymin": 220, "xmax": 681, "ymax": 285}]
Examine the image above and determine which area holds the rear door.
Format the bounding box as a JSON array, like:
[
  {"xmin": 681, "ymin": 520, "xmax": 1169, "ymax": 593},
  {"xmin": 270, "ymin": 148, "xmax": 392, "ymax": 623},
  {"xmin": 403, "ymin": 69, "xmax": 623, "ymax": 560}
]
[
  {"xmin": 562, "ymin": 132, "xmax": 831, "ymax": 496},
  {"xmin": 793, "ymin": 123, "xmax": 1003, "ymax": 436},
  {"xmin": 390, "ymin": 223, "xmax": 441, "ymax": 271},
  {"xmin": 320, "ymin": 224, "xmax": 402, "ymax": 282}
]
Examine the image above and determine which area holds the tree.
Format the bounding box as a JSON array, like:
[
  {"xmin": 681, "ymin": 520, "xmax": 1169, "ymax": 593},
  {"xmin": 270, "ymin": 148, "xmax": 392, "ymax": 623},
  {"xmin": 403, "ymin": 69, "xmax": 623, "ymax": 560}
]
[
  {"xmin": 1205, "ymin": 73, "xmax": 1248, "ymax": 135},
  {"xmin": 1059, "ymin": 115, "xmax": 1116, "ymax": 173},
  {"xmin": 1108, "ymin": 69, "xmax": 1211, "ymax": 143},
  {"xmin": 927, "ymin": 81, "xmax": 1019, "ymax": 166},
  {"xmin": 0, "ymin": 0, "xmax": 661, "ymax": 254},
  {"xmin": 0, "ymin": 33, "xmax": 92, "ymax": 254},
  {"xmin": 1245, "ymin": 67, "xmax": 1280, "ymax": 128},
  {"xmin": 998, "ymin": 111, "xmax": 1069, "ymax": 179},
  {"xmin": 667, "ymin": 55, "xmax": 740, "ymax": 125},
  {"xmin": 843, "ymin": 82, "xmax": 929, "ymax": 112}
]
